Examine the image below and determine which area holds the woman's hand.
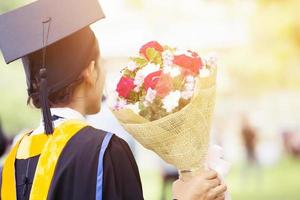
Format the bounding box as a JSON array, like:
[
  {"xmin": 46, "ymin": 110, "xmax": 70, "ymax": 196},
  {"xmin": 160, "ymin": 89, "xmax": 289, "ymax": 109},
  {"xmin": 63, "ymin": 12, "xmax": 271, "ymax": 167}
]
[{"xmin": 172, "ymin": 170, "xmax": 227, "ymax": 200}]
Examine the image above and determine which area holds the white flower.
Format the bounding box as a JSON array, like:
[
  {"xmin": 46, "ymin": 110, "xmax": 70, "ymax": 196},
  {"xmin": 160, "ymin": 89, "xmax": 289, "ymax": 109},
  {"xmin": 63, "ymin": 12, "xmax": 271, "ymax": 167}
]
[
  {"xmin": 141, "ymin": 63, "xmax": 161, "ymax": 75},
  {"xmin": 127, "ymin": 61, "xmax": 138, "ymax": 71},
  {"xmin": 134, "ymin": 86, "xmax": 141, "ymax": 92},
  {"xmin": 113, "ymin": 98, "xmax": 127, "ymax": 110},
  {"xmin": 134, "ymin": 63, "xmax": 160, "ymax": 87},
  {"xmin": 181, "ymin": 90, "xmax": 194, "ymax": 100},
  {"xmin": 162, "ymin": 50, "xmax": 174, "ymax": 68},
  {"xmin": 186, "ymin": 75, "xmax": 195, "ymax": 83},
  {"xmin": 134, "ymin": 73, "xmax": 145, "ymax": 88},
  {"xmin": 163, "ymin": 59, "xmax": 173, "ymax": 67},
  {"xmin": 143, "ymin": 101, "xmax": 150, "ymax": 107},
  {"xmin": 163, "ymin": 66, "xmax": 181, "ymax": 77},
  {"xmin": 162, "ymin": 90, "xmax": 181, "ymax": 113},
  {"xmin": 162, "ymin": 50, "xmax": 173, "ymax": 58},
  {"xmin": 200, "ymin": 68, "xmax": 211, "ymax": 78},
  {"xmin": 145, "ymin": 88, "xmax": 157, "ymax": 103},
  {"xmin": 205, "ymin": 53, "xmax": 218, "ymax": 68},
  {"xmin": 185, "ymin": 82, "xmax": 195, "ymax": 91},
  {"xmin": 180, "ymin": 76, "xmax": 196, "ymax": 100},
  {"xmin": 125, "ymin": 102, "xmax": 140, "ymax": 114},
  {"xmin": 163, "ymin": 65, "xmax": 172, "ymax": 74},
  {"xmin": 170, "ymin": 66, "xmax": 181, "ymax": 77},
  {"xmin": 162, "ymin": 50, "xmax": 174, "ymax": 60}
]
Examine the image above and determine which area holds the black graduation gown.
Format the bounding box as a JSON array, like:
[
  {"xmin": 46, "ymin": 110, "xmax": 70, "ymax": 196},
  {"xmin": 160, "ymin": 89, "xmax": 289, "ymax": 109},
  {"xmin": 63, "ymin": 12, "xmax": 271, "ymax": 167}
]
[{"xmin": 0, "ymin": 126, "xmax": 144, "ymax": 200}]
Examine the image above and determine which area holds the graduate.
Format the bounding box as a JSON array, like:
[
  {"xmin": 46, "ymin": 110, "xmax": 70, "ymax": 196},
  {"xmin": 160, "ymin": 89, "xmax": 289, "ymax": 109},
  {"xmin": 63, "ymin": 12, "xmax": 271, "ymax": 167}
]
[{"xmin": 0, "ymin": 0, "xmax": 227, "ymax": 199}]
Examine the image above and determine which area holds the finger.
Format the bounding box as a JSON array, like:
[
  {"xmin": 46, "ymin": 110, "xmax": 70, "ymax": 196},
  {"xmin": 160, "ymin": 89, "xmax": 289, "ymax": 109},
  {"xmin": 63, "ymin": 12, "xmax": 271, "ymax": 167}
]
[
  {"xmin": 210, "ymin": 184, "xmax": 227, "ymax": 197},
  {"xmin": 206, "ymin": 184, "xmax": 227, "ymax": 199},
  {"xmin": 200, "ymin": 178, "xmax": 222, "ymax": 193},
  {"xmin": 204, "ymin": 170, "xmax": 218, "ymax": 180},
  {"xmin": 207, "ymin": 178, "xmax": 221, "ymax": 188},
  {"xmin": 215, "ymin": 193, "xmax": 225, "ymax": 199},
  {"xmin": 215, "ymin": 196, "xmax": 225, "ymax": 200}
]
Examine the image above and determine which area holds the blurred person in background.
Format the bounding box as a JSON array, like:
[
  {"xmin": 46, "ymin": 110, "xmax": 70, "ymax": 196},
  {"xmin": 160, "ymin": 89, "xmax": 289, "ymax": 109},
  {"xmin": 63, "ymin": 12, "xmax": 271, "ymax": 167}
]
[
  {"xmin": 282, "ymin": 129, "xmax": 300, "ymax": 157},
  {"xmin": 0, "ymin": 119, "xmax": 13, "ymax": 160},
  {"xmin": 160, "ymin": 163, "xmax": 178, "ymax": 200},
  {"xmin": 87, "ymin": 96, "xmax": 138, "ymax": 155},
  {"xmin": 240, "ymin": 114, "xmax": 263, "ymax": 190},
  {"xmin": 241, "ymin": 115, "xmax": 258, "ymax": 166}
]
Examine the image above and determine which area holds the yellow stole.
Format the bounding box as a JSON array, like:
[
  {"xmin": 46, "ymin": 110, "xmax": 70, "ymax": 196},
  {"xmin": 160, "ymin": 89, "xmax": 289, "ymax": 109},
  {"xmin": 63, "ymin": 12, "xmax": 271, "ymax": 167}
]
[{"xmin": 1, "ymin": 120, "xmax": 88, "ymax": 200}]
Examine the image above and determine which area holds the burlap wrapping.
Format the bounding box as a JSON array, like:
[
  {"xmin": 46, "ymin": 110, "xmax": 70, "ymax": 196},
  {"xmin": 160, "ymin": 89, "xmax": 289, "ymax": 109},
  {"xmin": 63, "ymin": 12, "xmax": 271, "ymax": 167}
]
[{"xmin": 112, "ymin": 69, "xmax": 217, "ymax": 174}]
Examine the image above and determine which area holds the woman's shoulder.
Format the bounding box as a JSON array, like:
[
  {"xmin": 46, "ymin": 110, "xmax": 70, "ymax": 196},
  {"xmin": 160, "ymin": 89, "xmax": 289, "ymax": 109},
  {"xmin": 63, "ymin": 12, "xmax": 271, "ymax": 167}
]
[
  {"xmin": 63, "ymin": 125, "xmax": 131, "ymax": 158},
  {"xmin": 76, "ymin": 126, "xmax": 137, "ymax": 168}
]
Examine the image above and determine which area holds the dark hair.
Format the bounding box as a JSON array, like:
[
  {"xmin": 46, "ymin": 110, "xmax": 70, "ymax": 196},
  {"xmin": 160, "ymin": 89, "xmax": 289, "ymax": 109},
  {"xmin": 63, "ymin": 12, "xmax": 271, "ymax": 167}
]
[
  {"xmin": 27, "ymin": 57, "xmax": 100, "ymax": 109},
  {"xmin": 28, "ymin": 73, "xmax": 82, "ymax": 108},
  {"xmin": 24, "ymin": 27, "xmax": 100, "ymax": 109}
]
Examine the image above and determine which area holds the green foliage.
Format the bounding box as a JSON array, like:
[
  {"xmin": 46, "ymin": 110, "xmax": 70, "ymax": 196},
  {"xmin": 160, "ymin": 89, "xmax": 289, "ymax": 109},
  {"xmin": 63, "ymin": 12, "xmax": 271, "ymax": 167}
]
[
  {"xmin": 139, "ymin": 97, "xmax": 168, "ymax": 121},
  {"xmin": 146, "ymin": 48, "xmax": 163, "ymax": 65},
  {"xmin": 0, "ymin": 0, "xmax": 34, "ymax": 13},
  {"xmin": 140, "ymin": 157, "xmax": 300, "ymax": 200},
  {"xmin": 0, "ymin": 60, "xmax": 39, "ymax": 135},
  {"xmin": 163, "ymin": 45, "xmax": 176, "ymax": 52},
  {"xmin": 0, "ymin": 1, "xmax": 46, "ymax": 135},
  {"xmin": 228, "ymin": 157, "xmax": 300, "ymax": 200},
  {"xmin": 127, "ymin": 91, "xmax": 141, "ymax": 104},
  {"xmin": 122, "ymin": 68, "xmax": 136, "ymax": 79},
  {"xmin": 222, "ymin": 0, "xmax": 300, "ymax": 94},
  {"xmin": 130, "ymin": 57, "xmax": 148, "ymax": 67}
]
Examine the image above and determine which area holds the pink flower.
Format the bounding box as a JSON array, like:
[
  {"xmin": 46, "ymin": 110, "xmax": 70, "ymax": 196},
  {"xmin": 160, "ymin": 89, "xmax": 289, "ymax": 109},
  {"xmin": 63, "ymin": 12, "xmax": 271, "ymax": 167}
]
[
  {"xmin": 144, "ymin": 71, "xmax": 173, "ymax": 98},
  {"xmin": 116, "ymin": 76, "xmax": 135, "ymax": 99},
  {"xmin": 155, "ymin": 73, "xmax": 173, "ymax": 98},
  {"xmin": 145, "ymin": 88, "xmax": 157, "ymax": 103}
]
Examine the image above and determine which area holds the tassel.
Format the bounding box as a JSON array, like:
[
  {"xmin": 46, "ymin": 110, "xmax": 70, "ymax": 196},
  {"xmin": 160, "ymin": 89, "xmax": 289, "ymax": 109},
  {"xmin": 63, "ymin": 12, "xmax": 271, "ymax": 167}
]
[
  {"xmin": 39, "ymin": 68, "xmax": 53, "ymax": 134},
  {"xmin": 39, "ymin": 17, "xmax": 53, "ymax": 134}
]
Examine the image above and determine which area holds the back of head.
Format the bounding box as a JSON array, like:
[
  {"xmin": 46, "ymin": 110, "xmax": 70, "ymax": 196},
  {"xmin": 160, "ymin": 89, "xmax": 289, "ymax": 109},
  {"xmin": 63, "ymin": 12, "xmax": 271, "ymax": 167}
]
[{"xmin": 23, "ymin": 27, "xmax": 100, "ymax": 108}]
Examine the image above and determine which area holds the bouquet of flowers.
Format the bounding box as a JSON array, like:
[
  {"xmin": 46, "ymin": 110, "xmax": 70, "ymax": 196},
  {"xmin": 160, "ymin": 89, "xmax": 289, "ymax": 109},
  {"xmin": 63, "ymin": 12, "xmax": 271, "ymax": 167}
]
[{"xmin": 111, "ymin": 41, "xmax": 217, "ymax": 181}]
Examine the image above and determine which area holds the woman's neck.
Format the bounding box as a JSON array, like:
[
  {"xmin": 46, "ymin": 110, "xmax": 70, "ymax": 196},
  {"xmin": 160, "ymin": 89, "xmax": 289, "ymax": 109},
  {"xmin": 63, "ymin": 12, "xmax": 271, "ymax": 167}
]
[
  {"xmin": 54, "ymin": 99, "xmax": 87, "ymax": 117},
  {"xmin": 54, "ymin": 84, "xmax": 91, "ymax": 116},
  {"xmin": 65, "ymin": 102, "xmax": 87, "ymax": 116}
]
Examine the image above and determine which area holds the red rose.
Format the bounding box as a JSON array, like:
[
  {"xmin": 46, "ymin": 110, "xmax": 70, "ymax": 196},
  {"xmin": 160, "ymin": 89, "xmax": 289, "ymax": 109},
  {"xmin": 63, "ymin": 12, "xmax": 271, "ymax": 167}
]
[
  {"xmin": 116, "ymin": 76, "xmax": 135, "ymax": 99},
  {"xmin": 173, "ymin": 54, "xmax": 203, "ymax": 75},
  {"xmin": 144, "ymin": 71, "xmax": 172, "ymax": 97},
  {"xmin": 144, "ymin": 70, "xmax": 162, "ymax": 91},
  {"xmin": 139, "ymin": 41, "xmax": 164, "ymax": 59}
]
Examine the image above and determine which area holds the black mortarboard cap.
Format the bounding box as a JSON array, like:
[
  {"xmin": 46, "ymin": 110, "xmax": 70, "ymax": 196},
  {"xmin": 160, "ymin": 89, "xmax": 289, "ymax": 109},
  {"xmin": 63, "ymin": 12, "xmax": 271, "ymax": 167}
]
[{"xmin": 0, "ymin": 0, "xmax": 105, "ymax": 134}]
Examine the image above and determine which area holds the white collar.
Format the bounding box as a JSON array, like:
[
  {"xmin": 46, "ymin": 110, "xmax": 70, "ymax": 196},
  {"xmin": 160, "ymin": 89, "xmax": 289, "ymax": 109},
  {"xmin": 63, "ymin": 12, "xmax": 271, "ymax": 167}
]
[
  {"xmin": 31, "ymin": 107, "xmax": 86, "ymax": 135},
  {"xmin": 50, "ymin": 107, "xmax": 86, "ymax": 121}
]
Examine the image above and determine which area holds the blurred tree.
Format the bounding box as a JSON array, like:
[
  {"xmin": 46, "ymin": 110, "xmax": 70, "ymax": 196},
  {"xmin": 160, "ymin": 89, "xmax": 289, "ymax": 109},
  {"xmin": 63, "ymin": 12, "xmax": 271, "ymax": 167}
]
[
  {"xmin": 125, "ymin": 0, "xmax": 144, "ymax": 9},
  {"xmin": 0, "ymin": 0, "xmax": 34, "ymax": 13},
  {"xmin": 227, "ymin": 0, "xmax": 300, "ymax": 94},
  {"xmin": 0, "ymin": 60, "xmax": 39, "ymax": 135},
  {"xmin": 252, "ymin": 0, "xmax": 300, "ymax": 89},
  {"xmin": 0, "ymin": 1, "xmax": 40, "ymax": 135}
]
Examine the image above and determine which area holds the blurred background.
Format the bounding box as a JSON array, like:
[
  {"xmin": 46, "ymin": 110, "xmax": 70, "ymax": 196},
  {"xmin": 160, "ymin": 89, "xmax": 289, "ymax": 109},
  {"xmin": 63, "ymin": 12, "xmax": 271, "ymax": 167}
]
[{"xmin": 1, "ymin": 0, "xmax": 300, "ymax": 199}]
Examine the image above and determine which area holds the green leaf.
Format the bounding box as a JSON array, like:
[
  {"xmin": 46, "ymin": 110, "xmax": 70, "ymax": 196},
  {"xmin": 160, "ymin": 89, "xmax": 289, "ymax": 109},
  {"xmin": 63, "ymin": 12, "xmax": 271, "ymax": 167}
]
[
  {"xmin": 130, "ymin": 57, "xmax": 148, "ymax": 67},
  {"xmin": 146, "ymin": 48, "xmax": 163, "ymax": 65},
  {"xmin": 163, "ymin": 45, "xmax": 176, "ymax": 53},
  {"xmin": 122, "ymin": 69, "xmax": 136, "ymax": 79},
  {"xmin": 127, "ymin": 91, "xmax": 140, "ymax": 104}
]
